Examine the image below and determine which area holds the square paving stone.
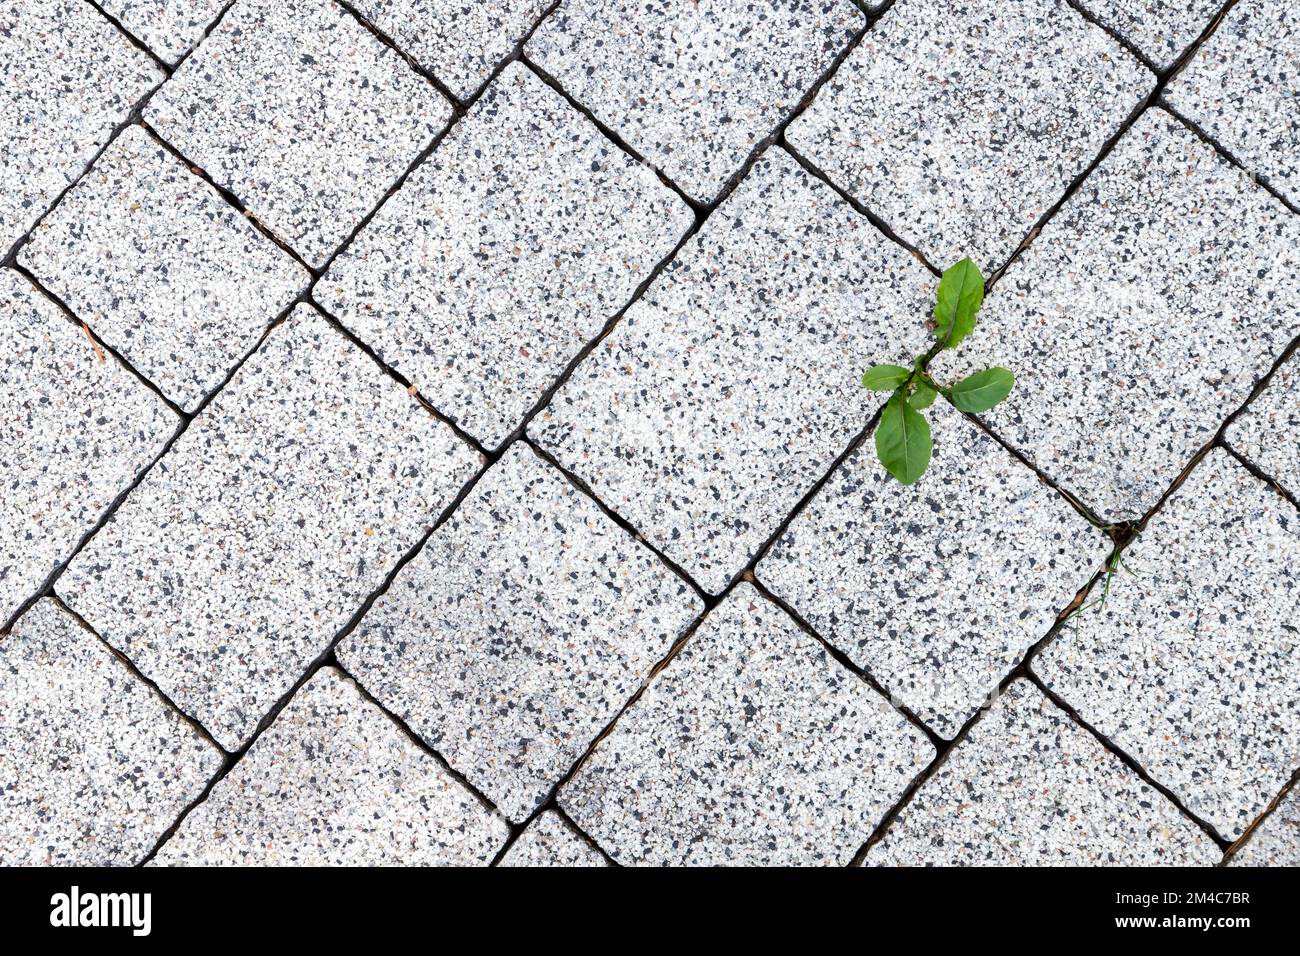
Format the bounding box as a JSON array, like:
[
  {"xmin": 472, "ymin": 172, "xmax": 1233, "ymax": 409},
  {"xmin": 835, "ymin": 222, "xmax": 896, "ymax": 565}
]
[
  {"xmin": 22, "ymin": 126, "xmax": 310, "ymax": 412},
  {"xmin": 931, "ymin": 108, "xmax": 1300, "ymax": 522},
  {"xmin": 1035, "ymin": 449, "xmax": 1300, "ymax": 840},
  {"xmin": 785, "ymin": 0, "xmax": 1152, "ymax": 272},
  {"xmin": 60, "ymin": 306, "xmax": 481, "ymax": 750},
  {"xmin": 97, "ymin": 0, "xmax": 228, "ymax": 64},
  {"xmin": 338, "ymin": 442, "xmax": 702, "ymax": 821},
  {"xmin": 760, "ymin": 400, "xmax": 1108, "ymax": 738},
  {"xmin": 868, "ymin": 681, "xmax": 1219, "ymax": 865},
  {"xmin": 527, "ymin": 0, "xmax": 863, "ymax": 203},
  {"xmin": 1164, "ymin": 0, "xmax": 1300, "ymax": 207},
  {"xmin": 1231, "ymin": 783, "xmax": 1299, "ymax": 866},
  {"xmin": 0, "ymin": 0, "xmax": 161, "ymax": 253},
  {"xmin": 347, "ymin": 0, "xmax": 553, "ymax": 99},
  {"xmin": 150, "ymin": 667, "xmax": 510, "ymax": 864},
  {"xmin": 0, "ymin": 599, "xmax": 222, "ymax": 866},
  {"xmin": 1227, "ymin": 351, "xmax": 1300, "ymax": 500},
  {"xmin": 559, "ymin": 584, "xmax": 934, "ymax": 866},
  {"xmin": 498, "ymin": 811, "xmax": 610, "ymax": 867},
  {"xmin": 1, "ymin": 269, "xmax": 177, "ymax": 625},
  {"xmin": 145, "ymin": 0, "xmax": 451, "ymax": 266},
  {"xmin": 1075, "ymin": 0, "xmax": 1224, "ymax": 69},
  {"xmin": 533, "ymin": 148, "xmax": 932, "ymax": 593},
  {"xmin": 319, "ymin": 62, "xmax": 691, "ymax": 449}
]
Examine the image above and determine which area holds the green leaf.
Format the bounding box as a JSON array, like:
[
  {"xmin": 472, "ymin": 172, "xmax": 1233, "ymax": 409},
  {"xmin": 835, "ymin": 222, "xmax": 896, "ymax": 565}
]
[
  {"xmin": 875, "ymin": 393, "xmax": 932, "ymax": 485},
  {"xmin": 861, "ymin": 364, "xmax": 911, "ymax": 391},
  {"xmin": 909, "ymin": 379, "xmax": 938, "ymax": 409},
  {"xmin": 933, "ymin": 258, "xmax": 985, "ymax": 350},
  {"xmin": 949, "ymin": 367, "xmax": 1015, "ymax": 413}
]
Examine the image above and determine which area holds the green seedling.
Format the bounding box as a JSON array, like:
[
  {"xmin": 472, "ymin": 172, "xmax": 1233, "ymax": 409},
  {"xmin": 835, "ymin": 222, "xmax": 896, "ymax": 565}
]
[{"xmin": 861, "ymin": 258, "xmax": 1015, "ymax": 485}]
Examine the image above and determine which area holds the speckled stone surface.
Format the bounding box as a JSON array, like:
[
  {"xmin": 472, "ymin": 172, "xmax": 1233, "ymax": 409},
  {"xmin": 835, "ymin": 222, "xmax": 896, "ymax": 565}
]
[
  {"xmin": 60, "ymin": 306, "xmax": 481, "ymax": 750},
  {"xmin": 22, "ymin": 126, "xmax": 309, "ymax": 412},
  {"xmin": 145, "ymin": 0, "xmax": 451, "ymax": 266},
  {"xmin": 151, "ymin": 667, "xmax": 510, "ymax": 865},
  {"xmin": 1075, "ymin": 0, "xmax": 1223, "ymax": 68},
  {"xmin": 1231, "ymin": 783, "xmax": 1300, "ymax": 866},
  {"xmin": 0, "ymin": 599, "xmax": 221, "ymax": 866},
  {"xmin": 932, "ymin": 109, "xmax": 1300, "ymax": 521},
  {"xmin": 1165, "ymin": 0, "xmax": 1299, "ymax": 207},
  {"xmin": 97, "ymin": 0, "xmax": 228, "ymax": 63},
  {"xmin": 498, "ymin": 811, "xmax": 610, "ymax": 867},
  {"xmin": 786, "ymin": 0, "xmax": 1151, "ymax": 272},
  {"xmin": 0, "ymin": 1, "xmax": 161, "ymax": 253},
  {"xmin": 339, "ymin": 443, "xmax": 702, "ymax": 821},
  {"xmin": 320, "ymin": 63, "xmax": 691, "ymax": 449},
  {"xmin": 760, "ymin": 401, "xmax": 1108, "ymax": 738},
  {"xmin": 869, "ymin": 681, "xmax": 1219, "ymax": 865},
  {"xmin": 1228, "ymin": 352, "xmax": 1300, "ymax": 500},
  {"xmin": 348, "ymin": 0, "xmax": 552, "ymax": 99},
  {"xmin": 0, "ymin": 269, "xmax": 176, "ymax": 625},
  {"xmin": 560, "ymin": 584, "xmax": 933, "ymax": 866},
  {"xmin": 527, "ymin": 0, "xmax": 863, "ymax": 203},
  {"xmin": 533, "ymin": 149, "xmax": 931, "ymax": 593},
  {"xmin": 1035, "ymin": 449, "xmax": 1300, "ymax": 840}
]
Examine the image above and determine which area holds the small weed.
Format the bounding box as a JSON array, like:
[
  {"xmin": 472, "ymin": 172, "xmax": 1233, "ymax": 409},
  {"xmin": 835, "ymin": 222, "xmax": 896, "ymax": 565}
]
[{"xmin": 862, "ymin": 258, "xmax": 1014, "ymax": 485}]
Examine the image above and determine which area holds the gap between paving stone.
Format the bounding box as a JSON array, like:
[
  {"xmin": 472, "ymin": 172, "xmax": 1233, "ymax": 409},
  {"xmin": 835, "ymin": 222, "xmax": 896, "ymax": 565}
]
[{"xmin": 23, "ymin": 0, "xmax": 1285, "ymax": 864}]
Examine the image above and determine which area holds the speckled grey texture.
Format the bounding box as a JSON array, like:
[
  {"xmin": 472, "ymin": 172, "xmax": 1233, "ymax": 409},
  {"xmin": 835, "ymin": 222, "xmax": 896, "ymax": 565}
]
[
  {"xmin": 145, "ymin": 0, "xmax": 451, "ymax": 266},
  {"xmin": 97, "ymin": 0, "xmax": 227, "ymax": 63},
  {"xmin": 1231, "ymin": 783, "xmax": 1300, "ymax": 866},
  {"xmin": 533, "ymin": 148, "xmax": 931, "ymax": 593},
  {"xmin": 339, "ymin": 443, "xmax": 702, "ymax": 821},
  {"xmin": 0, "ymin": 0, "xmax": 161, "ymax": 252},
  {"xmin": 932, "ymin": 108, "xmax": 1300, "ymax": 521},
  {"xmin": 1035, "ymin": 449, "xmax": 1300, "ymax": 840},
  {"xmin": 527, "ymin": 0, "xmax": 863, "ymax": 203},
  {"xmin": 498, "ymin": 811, "xmax": 609, "ymax": 867},
  {"xmin": 1228, "ymin": 351, "xmax": 1300, "ymax": 500},
  {"xmin": 320, "ymin": 63, "xmax": 691, "ymax": 449},
  {"xmin": 151, "ymin": 667, "xmax": 509, "ymax": 865},
  {"xmin": 0, "ymin": 599, "xmax": 221, "ymax": 866},
  {"xmin": 760, "ymin": 401, "xmax": 1108, "ymax": 738},
  {"xmin": 560, "ymin": 584, "xmax": 934, "ymax": 866},
  {"xmin": 786, "ymin": 0, "xmax": 1152, "ymax": 272},
  {"xmin": 0, "ymin": 269, "xmax": 176, "ymax": 625},
  {"xmin": 348, "ymin": 0, "xmax": 552, "ymax": 99},
  {"xmin": 1075, "ymin": 0, "xmax": 1223, "ymax": 68},
  {"xmin": 22, "ymin": 126, "xmax": 309, "ymax": 412},
  {"xmin": 60, "ymin": 306, "xmax": 480, "ymax": 750},
  {"xmin": 869, "ymin": 681, "xmax": 1219, "ymax": 865},
  {"xmin": 1165, "ymin": 0, "xmax": 1299, "ymax": 206}
]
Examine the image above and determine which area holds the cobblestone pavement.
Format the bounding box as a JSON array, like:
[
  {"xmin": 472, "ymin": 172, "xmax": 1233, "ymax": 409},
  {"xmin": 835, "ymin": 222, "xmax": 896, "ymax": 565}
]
[{"xmin": 1, "ymin": 0, "xmax": 1297, "ymax": 867}]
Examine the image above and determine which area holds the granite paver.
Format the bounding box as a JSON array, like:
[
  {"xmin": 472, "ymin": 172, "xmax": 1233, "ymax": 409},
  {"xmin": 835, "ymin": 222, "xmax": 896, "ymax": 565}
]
[
  {"xmin": 499, "ymin": 811, "xmax": 610, "ymax": 867},
  {"xmin": 319, "ymin": 62, "xmax": 691, "ymax": 449},
  {"xmin": 0, "ymin": 269, "xmax": 177, "ymax": 624},
  {"xmin": 339, "ymin": 442, "xmax": 702, "ymax": 821},
  {"xmin": 560, "ymin": 584, "xmax": 934, "ymax": 866},
  {"xmin": 145, "ymin": 0, "xmax": 451, "ymax": 266},
  {"xmin": 786, "ymin": 0, "xmax": 1152, "ymax": 272},
  {"xmin": 869, "ymin": 681, "xmax": 1219, "ymax": 865},
  {"xmin": 1227, "ymin": 351, "xmax": 1300, "ymax": 500},
  {"xmin": 1035, "ymin": 449, "xmax": 1300, "ymax": 840},
  {"xmin": 760, "ymin": 400, "xmax": 1108, "ymax": 738},
  {"xmin": 97, "ymin": 0, "xmax": 228, "ymax": 64},
  {"xmin": 533, "ymin": 148, "xmax": 932, "ymax": 593},
  {"xmin": 151, "ymin": 667, "xmax": 510, "ymax": 865},
  {"xmin": 528, "ymin": 0, "xmax": 864, "ymax": 203},
  {"xmin": 932, "ymin": 108, "xmax": 1300, "ymax": 521},
  {"xmin": 60, "ymin": 306, "xmax": 480, "ymax": 750},
  {"xmin": 1230, "ymin": 782, "xmax": 1300, "ymax": 867},
  {"xmin": 1074, "ymin": 0, "xmax": 1224, "ymax": 68},
  {"xmin": 22, "ymin": 126, "xmax": 310, "ymax": 412},
  {"xmin": 1164, "ymin": 0, "xmax": 1299, "ymax": 207},
  {"xmin": 0, "ymin": 599, "xmax": 222, "ymax": 866},
  {"xmin": 0, "ymin": 0, "xmax": 161, "ymax": 253}
]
